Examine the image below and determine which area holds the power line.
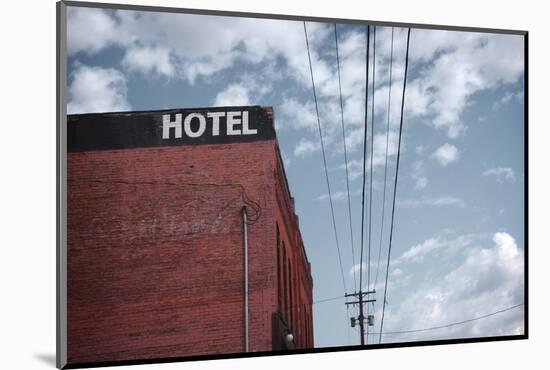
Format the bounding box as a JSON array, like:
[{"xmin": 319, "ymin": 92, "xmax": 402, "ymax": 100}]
[
  {"xmin": 359, "ymin": 25, "xmax": 371, "ymax": 294},
  {"xmin": 374, "ymin": 27, "xmax": 395, "ymax": 294},
  {"xmin": 366, "ymin": 25, "xmax": 377, "ymax": 344},
  {"xmin": 334, "ymin": 23, "xmax": 357, "ymax": 293},
  {"xmin": 313, "ymin": 295, "xmax": 346, "ymax": 305},
  {"xmin": 379, "ymin": 27, "xmax": 412, "ymax": 344},
  {"xmin": 367, "ymin": 26, "xmax": 377, "ymax": 294},
  {"xmin": 373, "ymin": 303, "xmax": 524, "ymax": 336},
  {"xmin": 277, "ymin": 294, "xmax": 346, "ymax": 315},
  {"xmin": 304, "ymin": 21, "xmax": 348, "ymax": 294},
  {"xmin": 355, "ymin": 25, "xmax": 371, "ymax": 347}
]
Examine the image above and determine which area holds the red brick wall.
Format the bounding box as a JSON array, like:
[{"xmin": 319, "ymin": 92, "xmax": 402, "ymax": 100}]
[
  {"xmin": 67, "ymin": 140, "xmax": 313, "ymax": 364},
  {"xmin": 273, "ymin": 150, "xmax": 314, "ymax": 349}
]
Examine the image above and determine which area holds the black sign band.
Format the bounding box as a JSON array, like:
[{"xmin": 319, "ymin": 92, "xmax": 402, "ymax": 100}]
[{"xmin": 68, "ymin": 106, "xmax": 275, "ymax": 152}]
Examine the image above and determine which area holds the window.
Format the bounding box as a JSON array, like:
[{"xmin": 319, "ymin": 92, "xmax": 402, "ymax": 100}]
[
  {"xmin": 283, "ymin": 244, "xmax": 288, "ymax": 321},
  {"xmin": 288, "ymin": 259, "xmax": 293, "ymax": 330},
  {"xmin": 276, "ymin": 225, "xmax": 282, "ymax": 311}
]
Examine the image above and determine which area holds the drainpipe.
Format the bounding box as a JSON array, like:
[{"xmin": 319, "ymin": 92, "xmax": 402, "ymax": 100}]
[{"xmin": 242, "ymin": 206, "xmax": 249, "ymax": 352}]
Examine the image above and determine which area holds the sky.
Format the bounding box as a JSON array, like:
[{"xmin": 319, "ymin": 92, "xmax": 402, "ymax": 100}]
[{"xmin": 66, "ymin": 6, "xmax": 525, "ymax": 348}]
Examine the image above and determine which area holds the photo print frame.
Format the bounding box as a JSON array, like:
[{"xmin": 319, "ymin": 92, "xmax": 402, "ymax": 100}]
[{"xmin": 57, "ymin": 1, "xmax": 528, "ymax": 368}]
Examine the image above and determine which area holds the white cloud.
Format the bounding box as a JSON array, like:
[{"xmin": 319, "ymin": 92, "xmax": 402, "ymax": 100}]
[
  {"xmin": 500, "ymin": 92, "xmax": 516, "ymax": 104},
  {"xmin": 373, "ymin": 28, "xmax": 524, "ymax": 139},
  {"xmin": 342, "ymin": 127, "xmax": 364, "ymax": 154},
  {"xmin": 68, "ymin": 8, "xmax": 331, "ymax": 85},
  {"xmin": 294, "ymin": 138, "xmax": 320, "ymax": 158},
  {"xmin": 67, "ymin": 7, "xmax": 131, "ymax": 55},
  {"xmin": 398, "ymin": 195, "xmax": 465, "ymax": 209},
  {"xmin": 340, "ymin": 159, "xmax": 363, "ymax": 181},
  {"xmin": 349, "ymin": 259, "xmax": 399, "ymax": 274},
  {"xmin": 392, "ymin": 268, "xmax": 404, "ymax": 277},
  {"xmin": 482, "ymin": 167, "xmax": 516, "ymax": 184},
  {"xmin": 317, "ymin": 191, "xmax": 347, "ymax": 201},
  {"xmin": 67, "ymin": 64, "xmax": 130, "ymax": 114},
  {"xmin": 122, "ymin": 46, "xmax": 175, "ymax": 77},
  {"xmin": 281, "ymin": 152, "xmax": 293, "ymax": 169},
  {"xmin": 213, "ymin": 68, "xmax": 276, "ymax": 108},
  {"xmin": 349, "ymin": 262, "xmax": 366, "ymax": 277},
  {"xmin": 336, "ymin": 130, "xmax": 400, "ymax": 175},
  {"xmin": 67, "ymin": 10, "xmax": 524, "ymax": 153},
  {"xmin": 400, "ymin": 232, "xmax": 488, "ymax": 262},
  {"xmin": 432, "ymin": 143, "xmax": 460, "ymax": 166},
  {"xmin": 381, "ymin": 232, "xmax": 524, "ymax": 341},
  {"xmin": 372, "ymin": 131, "xmax": 400, "ymax": 166},
  {"xmin": 318, "ymin": 187, "xmax": 361, "ymax": 202},
  {"xmin": 348, "ymin": 261, "xmax": 380, "ymax": 277},
  {"xmin": 411, "ymin": 160, "xmax": 428, "ymax": 190},
  {"xmin": 416, "ymin": 31, "xmax": 522, "ymax": 138},
  {"xmin": 414, "ymin": 176, "xmax": 428, "ymax": 190},
  {"xmin": 279, "ymin": 97, "xmax": 317, "ymax": 131},
  {"xmin": 213, "ymin": 83, "xmax": 251, "ymax": 107},
  {"xmin": 492, "ymin": 91, "xmax": 523, "ymax": 111},
  {"xmin": 401, "ymin": 237, "xmax": 440, "ymax": 261}
]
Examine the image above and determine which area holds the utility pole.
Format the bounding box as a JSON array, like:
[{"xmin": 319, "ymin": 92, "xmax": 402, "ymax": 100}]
[{"xmin": 345, "ymin": 290, "xmax": 375, "ymax": 345}]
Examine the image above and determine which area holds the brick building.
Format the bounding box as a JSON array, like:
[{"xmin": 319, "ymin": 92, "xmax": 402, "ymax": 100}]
[{"xmin": 66, "ymin": 106, "xmax": 313, "ymax": 365}]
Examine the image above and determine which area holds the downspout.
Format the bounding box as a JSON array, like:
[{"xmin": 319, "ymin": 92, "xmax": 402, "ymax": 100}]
[{"xmin": 242, "ymin": 206, "xmax": 249, "ymax": 352}]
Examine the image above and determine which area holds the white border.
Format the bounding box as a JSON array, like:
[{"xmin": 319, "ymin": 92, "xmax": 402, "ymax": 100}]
[{"xmin": 1, "ymin": 0, "xmax": 546, "ymax": 369}]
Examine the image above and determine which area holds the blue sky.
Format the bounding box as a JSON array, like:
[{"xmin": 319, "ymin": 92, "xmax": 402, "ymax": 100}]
[{"xmin": 66, "ymin": 6, "xmax": 525, "ymax": 347}]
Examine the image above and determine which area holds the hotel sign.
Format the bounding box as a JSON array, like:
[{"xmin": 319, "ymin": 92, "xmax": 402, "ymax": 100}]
[{"xmin": 68, "ymin": 106, "xmax": 275, "ymax": 152}]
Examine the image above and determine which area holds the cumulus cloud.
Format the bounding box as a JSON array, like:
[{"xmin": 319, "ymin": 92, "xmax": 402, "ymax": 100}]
[
  {"xmin": 281, "ymin": 152, "xmax": 293, "ymax": 169},
  {"xmin": 332, "ymin": 129, "xmax": 400, "ymax": 180},
  {"xmin": 339, "ymin": 159, "xmax": 363, "ymax": 181},
  {"xmin": 122, "ymin": 46, "xmax": 175, "ymax": 77},
  {"xmin": 68, "ymin": 7, "xmax": 331, "ymax": 85},
  {"xmin": 492, "ymin": 91, "xmax": 523, "ymax": 111},
  {"xmin": 392, "ymin": 268, "xmax": 404, "ymax": 277},
  {"xmin": 213, "ymin": 67, "xmax": 277, "ymax": 108},
  {"xmin": 279, "ymin": 97, "xmax": 317, "ymax": 131},
  {"xmin": 294, "ymin": 138, "xmax": 320, "ymax": 158},
  {"xmin": 349, "ymin": 262, "xmax": 366, "ymax": 277},
  {"xmin": 398, "ymin": 195, "xmax": 465, "ymax": 209},
  {"xmin": 317, "ymin": 191, "xmax": 347, "ymax": 201},
  {"xmin": 415, "ymin": 177, "xmax": 428, "ymax": 190},
  {"xmin": 67, "ymin": 64, "xmax": 130, "ymax": 114},
  {"xmin": 482, "ymin": 167, "xmax": 516, "ymax": 184},
  {"xmin": 407, "ymin": 30, "xmax": 523, "ymax": 138},
  {"xmin": 349, "ymin": 259, "xmax": 397, "ymax": 278},
  {"xmin": 67, "ymin": 7, "xmax": 131, "ymax": 55},
  {"xmin": 371, "ymin": 131, "xmax": 400, "ymax": 166},
  {"xmin": 399, "ymin": 232, "xmax": 488, "ymax": 262},
  {"xmin": 213, "ymin": 83, "xmax": 251, "ymax": 106},
  {"xmin": 371, "ymin": 28, "xmax": 523, "ymax": 139},
  {"xmin": 432, "ymin": 143, "xmax": 460, "ymax": 166},
  {"xmin": 318, "ymin": 187, "xmax": 361, "ymax": 202},
  {"xmin": 411, "ymin": 160, "xmax": 428, "ymax": 190},
  {"xmin": 67, "ymin": 8, "xmax": 524, "ymax": 155},
  {"xmin": 380, "ymin": 231, "xmax": 524, "ymax": 342}
]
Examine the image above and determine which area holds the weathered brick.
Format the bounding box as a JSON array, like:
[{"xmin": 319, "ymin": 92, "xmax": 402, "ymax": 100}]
[{"xmin": 67, "ymin": 139, "xmax": 313, "ymax": 364}]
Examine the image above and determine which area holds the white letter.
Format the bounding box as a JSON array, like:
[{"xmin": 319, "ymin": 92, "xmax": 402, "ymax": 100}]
[
  {"xmin": 241, "ymin": 111, "xmax": 257, "ymax": 135},
  {"xmin": 207, "ymin": 112, "xmax": 225, "ymax": 136},
  {"xmin": 184, "ymin": 113, "xmax": 206, "ymax": 138},
  {"xmin": 162, "ymin": 114, "xmax": 182, "ymax": 139},
  {"xmin": 226, "ymin": 111, "xmax": 241, "ymax": 136}
]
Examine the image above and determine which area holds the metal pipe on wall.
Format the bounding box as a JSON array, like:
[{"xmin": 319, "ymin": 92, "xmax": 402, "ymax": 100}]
[{"xmin": 242, "ymin": 207, "xmax": 249, "ymax": 352}]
